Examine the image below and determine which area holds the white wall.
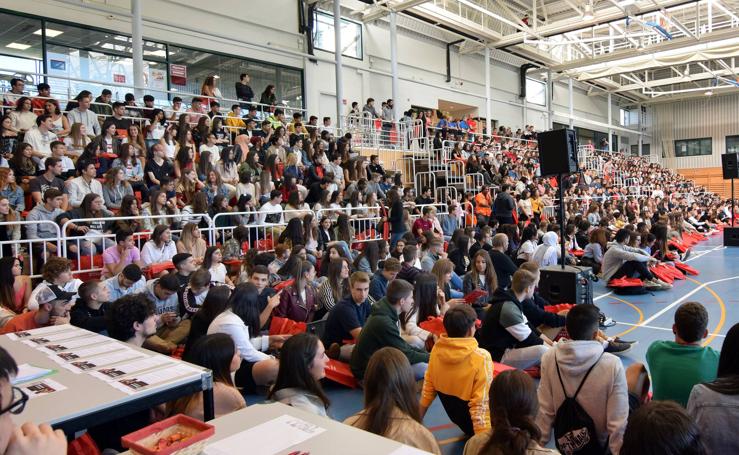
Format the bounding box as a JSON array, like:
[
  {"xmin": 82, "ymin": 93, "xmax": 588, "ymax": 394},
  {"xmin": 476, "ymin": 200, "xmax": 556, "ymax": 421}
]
[{"xmin": 1, "ymin": 0, "xmax": 639, "ymax": 141}]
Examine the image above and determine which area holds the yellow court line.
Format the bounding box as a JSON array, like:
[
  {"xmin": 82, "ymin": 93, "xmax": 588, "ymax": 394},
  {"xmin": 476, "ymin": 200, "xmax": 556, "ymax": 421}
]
[
  {"xmin": 438, "ymin": 436, "xmax": 467, "ymax": 446},
  {"xmin": 686, "ymin": 278, "xmax": 727, "ymax": 347},
  {"xmin": 610, "ymin": 296, "xmax": 645, "ymax": 338}
]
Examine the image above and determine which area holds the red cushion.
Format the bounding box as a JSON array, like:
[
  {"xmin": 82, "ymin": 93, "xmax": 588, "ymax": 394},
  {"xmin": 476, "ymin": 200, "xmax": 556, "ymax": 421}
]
[{"xmin": 324, "ymin": 359, "xmax": 359, "ymax": 389}]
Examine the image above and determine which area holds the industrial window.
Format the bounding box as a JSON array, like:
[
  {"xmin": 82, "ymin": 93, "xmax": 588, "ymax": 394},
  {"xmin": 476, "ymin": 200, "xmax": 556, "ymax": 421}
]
[
  {"xmin": 674, "ymin": 138, "xmax": 712, "ymax": 157},
  {"xmin": 727, "ymin": 135, "xmax": 739, "ymax": 154},
  {"xmin": 525, "ymin": 78, "xmax": 546, "ymax": 106},
  {"xmin": 313, "ymin": 10, "xmax": 363, "ymax": 60}
]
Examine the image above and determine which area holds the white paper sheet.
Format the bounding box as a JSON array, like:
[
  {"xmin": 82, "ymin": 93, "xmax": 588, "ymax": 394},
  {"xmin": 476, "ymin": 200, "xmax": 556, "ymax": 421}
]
[
  {"xmin": 58, "ymin": 349, "xmax": 146, "ymax": 373},
  {"xmin": 37, "ymin": 335, "xmax": 108, "ymax": 354},
  {"xmin": 388, "ymin": 445, "xmax": 435, "ymax": 455},
  {"xmin": 51, "ymin": 343, "xmax": 126, "ymax": 364},
  {"xmin": 5, "ymin": 325, "xmax": 78, "ymax": 340},
  {"xmin": 109, "ymin": 364, "xmax": 202, "ymax": 395},
  {"xmin": 89, "ymin": 356, "xmax": 175, "ymax": 382},
  {"xmin": 19, "ymin": 378, "xmax": 67, "ymax": 399},
  {"xmin": 204, "ymin": 414, "xmax": 326, "ymax": 455}
]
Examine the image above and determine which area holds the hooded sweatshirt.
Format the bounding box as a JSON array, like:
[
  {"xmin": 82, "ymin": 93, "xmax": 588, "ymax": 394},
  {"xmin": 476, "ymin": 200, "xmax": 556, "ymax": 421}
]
[
  {"xmin": 420, "ymin": 335, "xmax": 493, "ymax": 434},
  {"xmin": 532, "ymin": 231, "xmax": 559, "ymax": 268},
  {"xmin": 536, "ymin": 339, "xmax": 628, "ymax": 455}
]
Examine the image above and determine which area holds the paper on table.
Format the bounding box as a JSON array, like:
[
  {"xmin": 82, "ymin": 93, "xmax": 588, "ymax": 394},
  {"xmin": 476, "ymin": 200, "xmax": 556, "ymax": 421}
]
[
  {"xmin": 109, "ymin": 364, "xmax": 202, "ymax": 395},
  {"xmin": 388, "ymin": 445, "xmax": 435, "ymax": 455},
  {"xmin": 59, "ymin": 349, "xmax": 146, "ymax": 373},
  {"xmin": 89, "ymin": 356, "xmax": 176, "ymax": 382},
  {"xmin": 19, "ymin": 378, "xmax": 67, "ymax": 399},
  {"xmin": 12, "ymin": 364, "xmax": 53, "ymax": 385},
  {"xmin": 7, "ymin": 325, "xmax": 80, "ymax": 341},
  {"xmin": 204, "ymin": 414, "xmax": 326, "ymax": 455},
  {"xmin": 22, "ymin": 331, "xmax": 90, "ymax": 346},
  {"xmin": 51, "ymin": 343, "xmax": 126, "ymax": 364},
  {"xmin": 37, "ymin": 335, "xmax": 108, "ymax": 354}
]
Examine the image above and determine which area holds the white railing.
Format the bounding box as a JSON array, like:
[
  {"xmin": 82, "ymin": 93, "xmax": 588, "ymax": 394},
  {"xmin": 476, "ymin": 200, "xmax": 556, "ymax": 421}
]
[{"xmin": 4, "ymin": 220, "xmax": 62, "ymax": 278}]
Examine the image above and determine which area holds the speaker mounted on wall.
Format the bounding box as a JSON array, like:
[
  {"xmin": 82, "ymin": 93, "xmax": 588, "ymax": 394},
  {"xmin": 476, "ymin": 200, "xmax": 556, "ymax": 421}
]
[{"xmin": 537, "ymin": 128, "xmax": 579, "ymax": 176}]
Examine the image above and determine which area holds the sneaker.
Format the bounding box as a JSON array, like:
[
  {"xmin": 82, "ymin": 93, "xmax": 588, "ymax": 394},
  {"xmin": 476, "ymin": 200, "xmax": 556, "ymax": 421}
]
[
  {"xmin": 682, "ymin": 249, "xmax": 692, "ymax": 261},
  {"xmin": 613, "ymin": 337, "xmax": 637, "ymax": 345},
  {"xmin": 605, "ymin": 340, "xmax": 633, "ymax": 355},
  {"xmin": 599, "ymin": 313, "xmax": 616, "ymax": 328},
  {"xmin": 653, "ymin": 278, "xmax": 673, "ymax": 290},
  {"xmin": 327, "ymin": 343, "xmax": 341, "ymax": 360}
]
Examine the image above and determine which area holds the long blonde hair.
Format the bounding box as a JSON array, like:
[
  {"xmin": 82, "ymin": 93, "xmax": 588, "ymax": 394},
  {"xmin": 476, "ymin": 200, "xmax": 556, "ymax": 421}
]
[
  {"xmin": 69, "ymin": 123, "xmax": 89, "ymax": 148},
  {"xmin": 179, "ymin": 223, "xmax": 201, "ymax": 251}
]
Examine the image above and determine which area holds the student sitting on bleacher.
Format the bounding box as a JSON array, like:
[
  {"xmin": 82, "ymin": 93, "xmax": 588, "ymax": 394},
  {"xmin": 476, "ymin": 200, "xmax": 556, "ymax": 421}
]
[
  {"xmin": 26, "ymin": 188, "xmax": 64, "ymax": 260},
  {"xmin": 29, "ymin": 157, "xmax": 68, "ymax": 209}
]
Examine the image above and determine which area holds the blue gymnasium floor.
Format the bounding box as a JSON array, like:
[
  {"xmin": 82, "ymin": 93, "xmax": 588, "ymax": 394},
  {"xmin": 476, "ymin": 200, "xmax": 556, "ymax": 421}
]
[{"xmin": 250, "ymin": 233, "xmax": 738, "ymax": 455}]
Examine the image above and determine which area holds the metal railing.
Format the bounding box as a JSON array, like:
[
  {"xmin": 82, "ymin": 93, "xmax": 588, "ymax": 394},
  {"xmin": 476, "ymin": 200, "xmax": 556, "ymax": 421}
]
[{"xmin": 3, "ymin": 220, "xmax": 62, "ymax": 278}]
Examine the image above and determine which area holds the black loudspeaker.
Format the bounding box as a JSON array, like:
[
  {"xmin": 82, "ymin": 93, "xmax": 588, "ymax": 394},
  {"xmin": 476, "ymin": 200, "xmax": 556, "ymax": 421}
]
[
  {"xmin": 538, "ymin": 128, "xmax": 579, "ymax": 176},
  {"xmin": 538, "ymin": 265, "xmax": 593, "ymax": 305},
  {"xmin": 722, "ymin": 153, "xmax": 739, "ymax": 179},
  {"xmin": 724, "ymin": 227, "xmax": 739, "ymax": 247}
]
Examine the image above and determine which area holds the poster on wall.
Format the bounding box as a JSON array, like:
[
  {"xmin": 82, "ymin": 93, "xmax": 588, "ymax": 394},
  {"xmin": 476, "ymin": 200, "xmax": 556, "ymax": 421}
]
[
  {"xmin": 113, "ymin": 74, "xmax": 126, "ymax": 84},
  {"xmin": 149, "ymin": 68, "xmax": 166, "ymax": 92},
  {"xmin": 170, "ymin": 64, "xmax": 187, "ymax": 86}
]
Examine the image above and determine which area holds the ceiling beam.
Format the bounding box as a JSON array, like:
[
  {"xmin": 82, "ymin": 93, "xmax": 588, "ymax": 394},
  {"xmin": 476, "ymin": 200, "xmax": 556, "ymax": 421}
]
[
  {"xmin": 361, "ymin": 0, "xmax": 430, "ymax": 22},
  {"xmin": 612, "ymin": 66, "xmax": 738, "ymax": 91},
  {"xmin": 493, "ymin": 0, "xmax": 696, "ymax": 48}
]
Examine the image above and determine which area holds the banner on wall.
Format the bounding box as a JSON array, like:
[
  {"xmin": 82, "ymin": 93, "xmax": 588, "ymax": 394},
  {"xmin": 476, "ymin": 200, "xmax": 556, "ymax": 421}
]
[
  {"xmin": 150, "ymin": 68, "xmax": 166, "ymax": 91},
  {"xmin": 170, "ymin": 64, "xmax": 187, "ymax": 86},
  {"xmin": 113, "ymin": 74, "xmax": 126, "ymax": 84}
]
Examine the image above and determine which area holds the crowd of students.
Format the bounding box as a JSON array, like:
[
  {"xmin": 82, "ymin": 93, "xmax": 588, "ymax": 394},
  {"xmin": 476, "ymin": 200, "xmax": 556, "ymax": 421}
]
[{"xmin": 0, "ymin": 78, "xmax": 736, "ymax": 455}]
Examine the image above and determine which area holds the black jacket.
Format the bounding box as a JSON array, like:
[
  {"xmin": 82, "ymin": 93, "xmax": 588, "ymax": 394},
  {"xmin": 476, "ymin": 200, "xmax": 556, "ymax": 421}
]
[
  {"xmin": 70, "ymin": 301, "xmax": 110, "ymax": 334},
  {"xmin": 477, "ymin": 289, "xmax": 543, "ymax": 361},
  {"xmin": 493, "ymin": 192, "xmax": 516, "ymax": 218}
]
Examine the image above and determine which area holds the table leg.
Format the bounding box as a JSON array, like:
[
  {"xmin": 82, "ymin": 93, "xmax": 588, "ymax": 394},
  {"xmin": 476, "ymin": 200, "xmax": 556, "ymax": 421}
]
[{"xmin": 203, "ymin": 386, "xmax": 215, "ymax": 421}]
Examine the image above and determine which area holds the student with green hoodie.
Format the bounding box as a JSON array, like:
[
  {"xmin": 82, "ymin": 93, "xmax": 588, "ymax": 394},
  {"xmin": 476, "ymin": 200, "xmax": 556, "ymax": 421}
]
[{"xmin": 350, "ymin": 279, "xmax": 429, "ymax": 381}]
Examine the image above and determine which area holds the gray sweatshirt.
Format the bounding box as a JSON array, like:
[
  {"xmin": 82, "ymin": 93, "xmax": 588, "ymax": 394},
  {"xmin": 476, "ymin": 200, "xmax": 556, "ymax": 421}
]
[
  {"xmin": 536, "ymin": 340, "xmax": 628, "ymax": 455},
  {"xmin": 26, "ymin": 204, "xmax": 62, "ymax": 239},
  {"xmin": 600, "ymin": 242, "xmax": 651, "ymax": 281}
]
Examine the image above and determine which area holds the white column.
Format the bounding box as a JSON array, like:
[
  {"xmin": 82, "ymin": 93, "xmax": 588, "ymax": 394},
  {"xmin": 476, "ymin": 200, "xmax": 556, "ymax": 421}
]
[
  {"xmin": 546, "ymin": 69, "xmax": 553, "ymax": 129},
  {"xmin": 333, "ymin": 0, "xmax": 344, "ymax": 123},
  {"xmin": 568, "ymin": 78, "xmax": 574, "ymax": 128},
  {"xmin": 638, "ymin": 103, "xmax": 643, "ymax": 156},
  {"xmin": 131, "ymin": 0, "xmax": 144, "ymax": 98},
  {"xmin": 390, "ymin": 11, "xmax": 399, "ymax": 122},
  {"xmin": 484, "ymin": 46, "xmax": 492, "ymax": 135},
  {"xmin": 607, "ymin": 92, "xmax": 613, "ymax": 151}
]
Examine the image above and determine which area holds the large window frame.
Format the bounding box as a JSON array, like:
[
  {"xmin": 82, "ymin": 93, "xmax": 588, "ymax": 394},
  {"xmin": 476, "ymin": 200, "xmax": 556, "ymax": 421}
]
[
  {"xmin": 525, "ymin": 78, "xmax": 546, "ymax": 106},
  {"xmin": 312, "ymin": 10, "xmax": 363, "ymax": 60},
  {"xmin": 727, "ymin": 135, "xmax": 739, "ymax": 154},
  {"xmin": 674, "ymin": 138, "xmax": 712, "ymax": 157},
  {"xmin": 0, "ymin": 7, "xmax": 305, "ymax": 108}
]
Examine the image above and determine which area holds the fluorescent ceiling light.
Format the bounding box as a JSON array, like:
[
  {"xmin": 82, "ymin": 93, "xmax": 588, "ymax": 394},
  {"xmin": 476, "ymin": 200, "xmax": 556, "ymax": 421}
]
[
  {"xmin": 33, "ymin": 28, "xmax": 63, "ymax": 37},
  {"xmin": 583, "ymin": 2, "xmax": 594, "ymax": 20},
  {"xmin": 705, "ymin": 90, "xmax": 713, "ymax": 96},
  {"xmin": 6, "ymin": 42, "xmax": 30, "ymax": 50},
  {"xmin": 213, "ymin": 75, "xmax": 220, "ymax": 79}
]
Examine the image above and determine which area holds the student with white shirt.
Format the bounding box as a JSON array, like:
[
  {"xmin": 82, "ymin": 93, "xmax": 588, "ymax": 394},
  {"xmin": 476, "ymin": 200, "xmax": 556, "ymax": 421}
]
[
  {"xmin": 23, "ymin": 114, "xmax": 57, "ymax": 166},
  {"xmin": 259, "ymin": 190, "xmax": 284, "ymax": 224},
  {"xmin": 141, "ymin": 225, "xmax": 177, "ymax": 266},
  {"xmin": 66, "ymin": 95, "xmax": 101, "ymax": 136},
  {"xmin": 202, "ymin": 246, "xmax": 233, "ymax": 287},
  {"xmin": 207, "ymin": 282, "xmax": 287, "ymax": 393}
]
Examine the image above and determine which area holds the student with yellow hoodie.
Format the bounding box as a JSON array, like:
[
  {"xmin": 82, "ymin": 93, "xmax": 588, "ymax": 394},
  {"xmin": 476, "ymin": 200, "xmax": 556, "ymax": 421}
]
[{"xmin": 420, "ymin": 304, "xmax": 494, "ymax": 436}]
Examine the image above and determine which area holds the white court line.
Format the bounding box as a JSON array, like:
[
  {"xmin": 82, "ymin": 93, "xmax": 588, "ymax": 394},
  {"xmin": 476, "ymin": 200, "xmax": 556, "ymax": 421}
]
[
  {"xmin": 614, "ymin": 321, "xmax": 726, "ymax": 338},
  {"xmin": 641, "ymin": 275, "xmax": 739, "ymax": 326},
  {"xmin": 594, "ymin": 291, "xmax": 613, "ymax": 301}
]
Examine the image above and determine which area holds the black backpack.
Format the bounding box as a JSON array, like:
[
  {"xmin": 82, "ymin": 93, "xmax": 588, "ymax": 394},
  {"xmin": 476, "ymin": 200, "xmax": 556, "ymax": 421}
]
[{"xmin": 553, "ymin": 354, "xmax": 608, "ymax": 455}]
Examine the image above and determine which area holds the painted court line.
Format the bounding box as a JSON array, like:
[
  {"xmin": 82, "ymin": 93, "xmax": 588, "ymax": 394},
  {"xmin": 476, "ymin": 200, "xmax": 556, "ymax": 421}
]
[
  {"xmin": 640, "ymin": 275, "xmax": 739, "ymax": 326},
  {"xmin": 614, "ymin": 321, "xmax": 726, "ymax": 338}
]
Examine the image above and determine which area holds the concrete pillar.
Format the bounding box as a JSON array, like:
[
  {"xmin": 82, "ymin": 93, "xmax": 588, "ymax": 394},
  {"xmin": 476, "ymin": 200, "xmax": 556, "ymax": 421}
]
[{"xmin": 131, "ymin": 0, "xmax": 144, "ymax": 98}]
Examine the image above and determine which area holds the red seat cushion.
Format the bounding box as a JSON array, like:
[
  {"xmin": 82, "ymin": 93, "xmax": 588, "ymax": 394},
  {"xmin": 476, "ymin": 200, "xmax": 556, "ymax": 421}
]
[{"xmin": 324, "ymin": 359, "xmax": 359, "ymax": 389}]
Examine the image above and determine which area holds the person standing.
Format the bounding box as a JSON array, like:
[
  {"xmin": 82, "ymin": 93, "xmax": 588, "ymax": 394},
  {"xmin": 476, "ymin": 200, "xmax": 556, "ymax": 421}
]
[{"xmin": 235, "ymin": 73, "xmax": 254, "ymax": 108}]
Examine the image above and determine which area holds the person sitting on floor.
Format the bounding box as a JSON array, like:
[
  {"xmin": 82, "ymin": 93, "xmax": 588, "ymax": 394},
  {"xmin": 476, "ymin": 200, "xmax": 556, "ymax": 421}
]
[
  {"xmin": 344, "ymin": 347, "xmax": 442, "ymax": 455},
  {"xmin": 0, "ymin": 285, "xmax": 75, "ymax": 334},
  {"xmin": 106, "ymin": 293, "xmax": 158, "ymax": 347},
  {"xmin": 350, "ymin": 279, "xmax": 430, "ymax": 381},
  {"xmin": 323, "ymin": 271, "xmax": 372, "ymax": 362},
  {"xmin": 369, "ymin": 257, "xmax": 400, "ymax": 302},
  {"xmin": 420, "ymin": 304, "xmax": 493, "ymax": 436},
  {"xmin": 27, "ymin": 256, "xmax": 82, "ymax": 311},
  {"xmin": 647, "ymin": 301, "xmax": 719, "ymax": 407},
  {"xmin": 143, "ymin": 272, "xmax": 190, "ymax": 354},
  {"xmin": 70, "ymin": 280, "xmax": 111, "ymax": 334},
  {"xmin": 268, "ymin": 333, "xmax": 330, "ymax": 417},
  {"xmin": 478, "ymin": 269, "xmax": 551, "ymax": 369},
  {"xmin": 621, "ymin": 401, "xmax": 707, "ymax": 455},
  {"xmin": 536, "ymin": 304, "xmax": 629, "ymax": 455},
  {"xmin": 105, "ymin": 263, "xmax": 146, "ymax": 301},
  {"xmin": 601, "ymin": 228, "xmax": 670, "ymax": 290},
  {"xmin": 396, "ymin": 244, "xmax": 421, "ymax": 286},
  {"xmin": 463, "ymin": 369, "xmax": 559, "ymax": 455}
]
